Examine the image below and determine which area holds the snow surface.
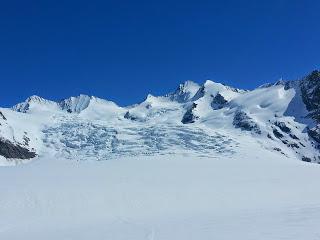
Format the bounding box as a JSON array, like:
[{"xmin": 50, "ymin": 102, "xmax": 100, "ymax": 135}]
[{"xmin": 1, "ymin": 153, "xmax": 320, "ymax": 239}]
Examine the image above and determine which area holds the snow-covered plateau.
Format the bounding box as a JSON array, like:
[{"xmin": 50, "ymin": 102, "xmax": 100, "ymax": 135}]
[{"xmin": 1, "ymin": 71, "xmax": 320, "ymax": 239}]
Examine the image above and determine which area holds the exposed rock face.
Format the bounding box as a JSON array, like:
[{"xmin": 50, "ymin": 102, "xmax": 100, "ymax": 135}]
[
  {"xmin": 273, "ymin": 128, "xmax": 284, "ymax": 139},
  {"xmin": 124, "ymin": 111, "xmax": 139, "ymax": 121},
  {"xmin": 299, "ymin": 70, "xmax": 320, "ymax": 150},
  {"xmin": 169, "ymin": 81, "xmax": 200, "ymax": 103},
  {"xmin": 274, "ymin": 121, "xmax": 291, "ymax": 133},
  {"xmin": 211, "ymin": 93, "xmax": 228, "ymax": 110},
  {"xmin": 307, "ymin": 126, "xmax": 320, "ymax": 144},
  {"xmin": 300, "ymin": 70, "xmax": 320, "ymax": 121},
  {"xmin": 191, "ymin": 86, "xmax": 206, "ymax": 101},
  {"xmin": 302, "ymin": 156, "xmax": 312, "ymax": 162},
  {"xmin": 0, "ymin": 111, "xmax": 6, "ymax": 121},
  {"xmin": 233, "ymin": 110, "xmax": 261, "ymax": 134},
  {"xmin": 181, "ymin": 103, "xmax": 199, "ymax": 124},
  {"xmin": 0, "ymin": 138, "xmax": 36, "ymax": 159}
]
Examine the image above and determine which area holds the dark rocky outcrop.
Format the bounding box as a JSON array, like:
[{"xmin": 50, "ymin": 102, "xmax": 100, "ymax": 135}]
[
  {"xmin": 233, "ymin": 110, "xmax": 261, "ymax": 134},
  {"xmin": 191, "ymin": 86, "xmax": 205, "ymax": 101},
  {"xmin": 300, "ymin": 70, "xmax": 320, "ymax": 113},
  {"xmin": 288, "ymin": 143, "xmax": 299, "ymax": 149},
  {"xmin": 273, "ymin": 147, "xmax": 286, "ymax": 155},
  {"xmin": 0, "ymin": 111, "xmax": 6, "ymax": 121},
  {"xmin": 273, "ymin": 147, "xmax": 282, "ymax": 152},
  {"xmin": 211, "ymin": 93, "xmax": 228, "ymax": 110},
  {"xmin": 274, "ymin": 121, "xmax": 291, "ymax": 133},
  {"xmin": 289, "ymin": 133, "xmax": 299, "ymax": 140},
  {"xmin": 169, "ymin": 81, "xmax": 200, "ymax": 103},
  {"xmin": 181, "ymin": 103, "xmax": 199, "ymax": 124},
  {"xmin": 299, "ymin": 71, "xmax": 320, "ymax": 150},
  {"xmin": 300, "ymin": 70, "xmax": 320, "ymax": 123},
  {"xmin": 307, "ymin": 126, "xmax": 320, "ymax": 144},
  {"xmin": 272, "ymin": 128, "xmax": 284, "ymax": 139},
  {"xmin": 0, "ymin": 138, "xmax": 36, "ymax": 159},
  {"xmin": 124, "ymin": 111, "xmax": 139, "ymax": 121},
  {"xmin": 301, "ymin": 156, "xmax": 312, "ymax": 162},
  {"xmin": 23, "ymin": 134, "xmax": 31, "ymax": 147}
]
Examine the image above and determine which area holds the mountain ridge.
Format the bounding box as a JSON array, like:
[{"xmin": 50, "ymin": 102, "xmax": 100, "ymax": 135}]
[{"xmin": 1, "ymin": 70, "xmax": 320, "ymax": 164}]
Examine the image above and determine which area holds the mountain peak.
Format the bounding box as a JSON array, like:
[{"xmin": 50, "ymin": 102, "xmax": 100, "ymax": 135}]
[
  {"xmin": 203, "ymin": 80, "xmax": 245, "ymax": 93},
  {"xmin": 203, "ymin": 80, "xmax": 224, "ymax": 88},
  {"xmin": 190, "ymin": 80, "xmax": 244, "ymax": 103},
  {"xmin": 181, "ymin": 80, "xmax": 199, "ymax": 88},
  {"xmin": 12, "ymin": 95, "xmax": 57, "ymax": 113},
  {"xmin": 169, "ymin": 80, "xmax": 200, "ymax": 103},
  {"xmin": 26, "ymin": 95, "xmax": 48, "ymax": 103}
]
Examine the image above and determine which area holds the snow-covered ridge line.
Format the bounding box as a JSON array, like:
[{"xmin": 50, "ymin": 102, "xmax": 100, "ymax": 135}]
[
  {"xmin": 12, "ymin": 94, "xmax": 121, "ymax": 113},
  {"xmin": 11, "ymin": 80, "xmax": 245, "ymax": 114},
  {"xmin": 2, "ymin": 70, "xmax": 320, "ymax": 164}
]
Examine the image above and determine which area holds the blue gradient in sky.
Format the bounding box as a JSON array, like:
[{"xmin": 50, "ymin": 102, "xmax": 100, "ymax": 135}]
[{"xmin": 0, "ymin": 0, "xmax": 319, "ymax": 106}]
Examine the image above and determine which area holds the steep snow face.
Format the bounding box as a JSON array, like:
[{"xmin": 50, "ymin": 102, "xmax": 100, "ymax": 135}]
[
  {"xmin": 229, "ymin": 85, "xmax": 296, "ymax": 121},
  {"xmin": 59, "ymin": 94, "xmax": 92, "ymax": 113},
  {"xmin": 73, "ymin": 96, "xmax": 124, "ymax": 120},
  {"xmin": 169, "ymin": 80, "xmax": 200, "ymax": 102},
  {"xmin": 284, "ymin": 80, "xmax": 312, "ymax": 125}
]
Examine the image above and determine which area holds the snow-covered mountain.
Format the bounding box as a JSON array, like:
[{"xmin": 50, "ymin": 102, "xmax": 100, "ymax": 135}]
[{"xmin": 1, "ymin": 70, "xmax": 320, "ymax": 164}]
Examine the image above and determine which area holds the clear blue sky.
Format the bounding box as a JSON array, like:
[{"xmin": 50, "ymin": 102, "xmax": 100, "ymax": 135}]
[{"xmin": 0, "ymin": 0, "xmax": 319, "ymax": 106}]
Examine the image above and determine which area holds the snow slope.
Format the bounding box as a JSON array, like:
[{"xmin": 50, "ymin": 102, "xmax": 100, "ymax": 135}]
[{"xmin": 1, "ymin": 153, "xmax": 320, "ymax": 240}]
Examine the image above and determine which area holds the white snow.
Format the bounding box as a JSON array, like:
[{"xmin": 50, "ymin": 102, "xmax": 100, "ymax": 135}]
[
  {"xmin": 59, "ymin": 94, "xmax": 92, "ymax": 113},
  {"xmin": 1, "ymin": 153, "xmax": 320, "ymax": 239}
]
